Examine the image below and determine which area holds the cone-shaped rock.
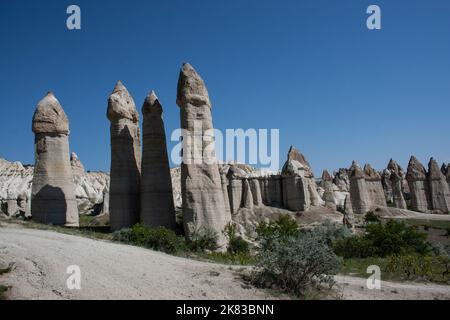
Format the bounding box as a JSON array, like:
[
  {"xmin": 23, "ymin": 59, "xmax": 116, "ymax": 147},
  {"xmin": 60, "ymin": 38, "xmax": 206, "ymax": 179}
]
[
  {"xmin": 387, "ymin": 159, "xmax": 407, "ymax": 209},
  {"xmin": 322, "ymin": 170, "xmax": 336, "ymax": 209},
  {"xmin": 282, "ymin": 146, "xmax": 322, "ymax": 211},
  {"xmin": 242, "ymin": 179, "xmax": 254, "ymax": 210},
  {"xmin": 349, "ymin": 161, "xmax": 371, "ymax": 214},
  {"xmin": 427, "ymin": 158, "xmax": 450, "ymax": 213},
  {"xmin": 140, "ymin": 91, "xmax": 176, "ymax": 229},
  {"xmin": 176, "ymin": 63, "xmax": 231, "ymax": 249},
  {"xmin": 31, "ymin": 92, "xmax": 79, "ymax": 226},
  {"xmin": 70, "ymin": 152, "xmax": 85, "ymax": 177},
  {"xmin": 406, "ymin": 156, "xmax": 431, "ymax": 213},
  {"xmin": 445, "ymin": 164, "xmax": 450, "ymax": 192},
  {"xmin": 364, "ymin": 164, "xmax": 387, "ymax": 207},
  {"xmin": 107, "ymin": 81, "xmax": 141, "ymax": 231}
]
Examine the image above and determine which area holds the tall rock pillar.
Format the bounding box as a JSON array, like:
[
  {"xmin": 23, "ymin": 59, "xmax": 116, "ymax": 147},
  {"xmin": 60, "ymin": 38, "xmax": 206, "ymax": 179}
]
[
  {"xmin": 349, "ymin": 161, "xmax": 371, "ymax": 214},
  {"xmin": 427, "ymin": 158, "xmax": 450, "ymax": 213},
  {"xmin": 406, "ymin": 156, "xmax": 431, "ymax": 213},
  {"xmin": 140, "ymin": 91, "xmax": 176, "ymax": 229},
  {"xmin": 31, "ymin": 92, "xmax": 79, "ymax": 226},
  {"xmin": 364, "ymin": 164, "xmax": 387, "ymax": 207},
  {"xmin": 176, "ymin": 63, "xmax": 231, "ymax": 249},
  {"xmin": 107, "ymin": 81, "xmax": 141, "ymax": 231},
  {"xmin": 322, "ymin": 170, "xmax": 336, "ymax": 210},
  {"xmin": 387, "ymin": 159, "xmax": 407, "ymax": 209}
]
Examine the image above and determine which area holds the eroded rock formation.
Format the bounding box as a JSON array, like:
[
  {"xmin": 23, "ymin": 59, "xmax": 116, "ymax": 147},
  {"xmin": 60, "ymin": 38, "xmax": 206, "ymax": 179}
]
[
  {"xmin": 387, "ymin": 159, "xmax": 407, "ymax": 209},
  {"xmin": 140, "ymin": 91, "xmax": 176, "ymax": 229},
  {"xmin": 427, "ymin": 158, "xmax": 450, "ymax": 213},
  {"xmin": 176, "ymin": 63, "xmax": 231, "ymax": 249},
  {"xmin": 349, "ymin": 161, "xmax": 371, "ymax": 214},
  {"xmin": 107, "ymin": 81, "xmax": 141, "ymax": 231},
  {"xmin": 406, "ymin": 156, "xmax": 431, "ymax": 213},
  {"xmin": 321, "ymin": 170, "xmax": 336, "ymax": 210},
  {"xmin": 282, "ymin": 146, "xmax": 324, "ymax": 211},
  {"xmin": 364, "ymin": 164, "xmax": 387, "ymax": 207},
  {"xmin": 31, "ymin": 92, "xmax": 79, "ymax": 226}
]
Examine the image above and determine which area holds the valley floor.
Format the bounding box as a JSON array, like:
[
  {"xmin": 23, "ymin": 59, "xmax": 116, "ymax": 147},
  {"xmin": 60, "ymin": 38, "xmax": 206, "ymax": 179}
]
[{"xmin": 0, "ymin": 222, "xmax": 449, "ymax": 300}]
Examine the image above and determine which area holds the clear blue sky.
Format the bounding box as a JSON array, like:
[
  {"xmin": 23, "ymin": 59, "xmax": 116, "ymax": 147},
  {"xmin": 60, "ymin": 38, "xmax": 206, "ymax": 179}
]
[{"xmin": 0, "ymin": 0, "xmax": 449, "ymax": 175}]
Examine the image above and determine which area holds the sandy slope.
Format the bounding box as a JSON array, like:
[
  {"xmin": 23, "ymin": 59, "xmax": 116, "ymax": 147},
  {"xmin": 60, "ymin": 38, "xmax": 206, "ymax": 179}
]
[
  {"xmin": 0, "ymin": 222, "xmax": 449, "ymax": 300},
  {"xmin": 0, "ymin": 223, "xmax": 271, "ymax": 300}
]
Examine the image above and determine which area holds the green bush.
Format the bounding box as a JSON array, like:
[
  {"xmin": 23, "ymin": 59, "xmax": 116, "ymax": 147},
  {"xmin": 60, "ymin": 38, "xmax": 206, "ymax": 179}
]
[
  {"xmin": 365, "ymin": 220, "xmax": 430, "ymax": 256},
  {"xmin": 386, "ymin": 254, "xmax": 433, "ymax": 280},
  {"xmin": 254, "ymin": 228, "xmax": 342, "ymax": 296},
  {"xmin": 332, "ymin": 220, "xmax": 431, "ymax": 258},
  {"xmin": 223, "ymin": 223, "xmax": 250, "ymax": 255},
  {"xmin": 113, "ymin": 224, "xmax": 187, "ymax": 254},
  {"xmin": 189, "ymin": 227, "xmax": 219, "ymax": 252},
  {"xmin": 364, "ymin": 212, "xmax": 380, "ymax": 224},
  {"xmin": 112, "ymin": 228, "xmax": 133, "ymax": 243},
  {"xmin": 312, "ymin": 220, "xmax": 352, "ymax": 246},
  {"xmin": 333, "ymin": 236, "xmax": 377, "ymax": 259},
  {"xmin": 256, "ymin": 214, "xmax": 299, "ymax": 251}
]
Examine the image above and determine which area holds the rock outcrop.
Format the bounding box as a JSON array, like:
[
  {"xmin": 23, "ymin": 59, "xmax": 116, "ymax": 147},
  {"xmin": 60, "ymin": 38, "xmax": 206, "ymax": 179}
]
[
  {"xmin": 140, "ymin": 91, "xmax": 176, "ymax": 229},
  {"xmin": 381, "ymin": 169, "xmax": 393, "ymax": 204},
  {"xmin": 176, "ymin": 63, "xmax": 231, "ymax": 249},
  {"xmin": 364, "ymin": 164, "xmax": 387, "ymax": 207},
  {"xmin": 281, "ymin": 146, "xmax": 323, "ymax": 211},
  {"xmin": 387, "ymin": 159, "xmax": 407, "ymax": 209},
  {"xmin": 321, "ymin": 170, "xmax": 336, "ymax": 209},
  {"xmin": 71, "ymin": 153, "xmax": 109, "ymax": 216},
  {"xmin": 349, "ymin": 161, "xmax": 371, "ymax": 214},
  {"xmin": 0, "ymin": 159, "xmax": 32, "ymax": 217},
  {"xmin": 31, "ymin": 92, "xmax": 79, "ymax": 226},
  {"xmin": 406, "ymin": 156, "xmax": 431, "ymax": 213},
  {"xmin": 107, "ymin": 81, "xmax": 141, "ymax": 231},
  {"xmin": 0, "ymin": 157, "xmax": 109, "ymax": 219},
  {"xmin": 444, "ymin": 164, "xmax": 450, "ymax": 193},
  {"xmin": 333, "ymin": 168, "xmax": 350, "ymax": 192},
  {"xmin": 427, "ymin": 158, "xmax": 450, "ymax": 213}
]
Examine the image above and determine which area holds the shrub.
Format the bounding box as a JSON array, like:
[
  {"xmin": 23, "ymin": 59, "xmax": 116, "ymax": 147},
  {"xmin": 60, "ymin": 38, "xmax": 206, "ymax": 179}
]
[
  {"xmin": 364, "ymin": 212, "xmax": 380, "ymax": 224},
  {"xmin": 254, "ymin": 229, "xmax": 342, "ymax": 296},
  {"xmin": 332, "ymin": 236, "xmax": 377, "ymax": 259},
  {"xmin": 365, "ymin": 220, "xmax": 430, "ymax": 256},
  {"xmin": 223, "ymin": 222, "xmax": 250, "ymax": 255},
  {"xmin": 386, "ymin": 254, "xmax": 433, "ymax": 280},
  {"xmin": 333, "ymin": 220, "xmax": 431, "ymax": 258},
  {"xmin": 256, "ymin": 215, "xmax": 299, "ymax": 251},
  {"xmin": 113, "ymin": 224, "xmax": 187, "ymax": 254},
  {"xmin": 189, "ymin": 227, "xmax": 219, "ymax": 252},
  {"xmin": 112, "ymin": 228, "xmax": 133, "ymax": 243},
  {"xmin": 313, "ymin": 220, "xmax": 352, "ymax": 246}
]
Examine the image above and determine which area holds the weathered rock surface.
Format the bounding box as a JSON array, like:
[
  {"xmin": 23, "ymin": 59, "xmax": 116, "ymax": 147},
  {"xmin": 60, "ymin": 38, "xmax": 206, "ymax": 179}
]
[
  {"xmin": 321, "ymin": 170, "xmax": 336, "ymax": 209},
  {"xmin": 349, "ymin": 161, "xmax": 371, "ymax": 214},
  {"xmin": 71, "ymin": 153, "xmax": 109, "ymax": 216},
  {"xmin": 0, "ymin": 159, "xmax": 32, "ymax": 217},
  {"xmin": 333, "ymin": 168, "xmax": 350, "ymax": 192},
  {"xmin": 281, "ymin": 146, "xmax": 323, "ymax": 211},
  {"xmin": 0, "ymin": 157, "xmax": 109, "ymax": 219},
  {"xmin": 387, "ymin": 159, "xmax": 407, "ymax": 209},
  {"xmin": 140, "ymin": 91, "xmax": 176, "ymax": 229},
  {"xmin": 406, "ymin": 156, "xmax": 431, "ymax": 213},
  {"xmin": 444, "ymin": 164, "xmax": 450, "ymax": 193},
  {"xmin": 427, "ymin": 158, "xmax": 450, "ymax": 214},
  {"xmin": 107, "ymin": 81, "xmax": 141, "ymax": 231},
  {"xmin": 381, "ymin": 169, "xmax": 394, "ymax": 204},
  {"xmin": 364, "ymin": 164, "xmax": 387, "ymax": 207},
  {"xmin": 31, "ymin": 93, "xmax": 79, "ymax": 226},
  {"xmin": 176, "ymin": 63, "xmax": 231, "ymax": 249}
]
